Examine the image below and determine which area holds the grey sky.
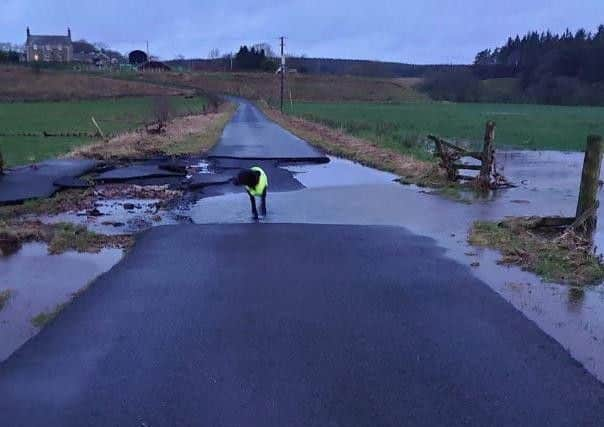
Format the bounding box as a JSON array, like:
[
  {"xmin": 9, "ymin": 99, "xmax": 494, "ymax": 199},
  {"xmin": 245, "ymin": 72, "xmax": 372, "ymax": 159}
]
[{"xmin": 2, "ymin": 0, "xmax": 603, "ymax": 63}]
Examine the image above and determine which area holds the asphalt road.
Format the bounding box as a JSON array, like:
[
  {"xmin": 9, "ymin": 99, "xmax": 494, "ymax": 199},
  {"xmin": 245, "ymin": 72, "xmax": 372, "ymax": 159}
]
[
  {"xmin": 2, "ymin": 224, "xmax": 603, "ymax": 426},
  {"xmin": 207, "ymin": 98, "xmax": 327, "ymax": 161}
]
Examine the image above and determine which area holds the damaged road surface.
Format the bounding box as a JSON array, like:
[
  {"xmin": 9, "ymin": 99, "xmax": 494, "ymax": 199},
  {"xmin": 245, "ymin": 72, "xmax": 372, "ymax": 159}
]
[
  {"xmin": 0, "ymin": 159, "xmax": 98, "ymax": 204},
  {"xmin": 2, "ymin": 99, "xmax": 604, "ymax": 426},
  {"xmin": 1, "ymin": 224, "xmax": 604, "ymax": 426}
]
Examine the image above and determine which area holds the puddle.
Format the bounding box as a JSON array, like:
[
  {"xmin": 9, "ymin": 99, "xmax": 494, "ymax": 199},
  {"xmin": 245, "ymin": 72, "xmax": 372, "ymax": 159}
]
[
  {"xmin": 282, "ymin": 156, "xmax": 397, "ymax": 187},
  {"xmin": 186, "ymin": 150, "xmax": 604, "ymax": 382},
  {"xmin": 0, "ymin": 243, "xmax": 123, "ymax": 362},
  {"xmin": 41, "ymin": 198, "xmax": 181, "ymax": 235},
  {"xmin": 186, "ymin": 160, "xmax": 214, "ymax": 179}
]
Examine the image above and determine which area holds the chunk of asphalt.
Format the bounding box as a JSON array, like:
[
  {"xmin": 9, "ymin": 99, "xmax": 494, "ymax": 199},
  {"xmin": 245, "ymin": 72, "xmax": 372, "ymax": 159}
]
[
  {"xmin": 94, "ymin": 164, "xmax": 185, "ymax": 183},
  {"xmin": 53, "ymin": 176, "xmax": 92, "ymax": 189},
  {"xmin": 186, "ymin": 173, "xmax": 236, "ymax": 189},
  {"xmin": 0, "ymin": 159, "xmax": 98, "ymax": 205},
  {"xmin": 158, "ymin": 161, "xmax": 189, "ymax": 174}
]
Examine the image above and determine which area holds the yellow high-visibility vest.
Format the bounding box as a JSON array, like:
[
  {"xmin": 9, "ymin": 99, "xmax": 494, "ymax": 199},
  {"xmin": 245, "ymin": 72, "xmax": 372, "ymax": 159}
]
[{"xmin": 246, "ymin": 166, "xmax": 268, "ymax": 196}]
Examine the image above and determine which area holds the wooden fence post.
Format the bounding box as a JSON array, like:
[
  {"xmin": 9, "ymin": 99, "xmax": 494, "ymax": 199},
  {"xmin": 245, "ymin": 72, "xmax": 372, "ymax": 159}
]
[
  {"xmin": 576, "ymin": 135, "xmax": 603, "ymax": 240},
  {"xmin": 477, "ymin": 121, "xmax": 496, "ymax": 190}
]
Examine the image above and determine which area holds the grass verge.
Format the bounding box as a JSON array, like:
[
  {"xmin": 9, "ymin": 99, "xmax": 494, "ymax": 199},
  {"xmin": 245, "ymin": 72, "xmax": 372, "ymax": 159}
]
[
  {"xmin": 469, "ymin": 219, "xmax": 604, "ymax": 285},
  {"xmin": 0, "ymin": 289, "xmax": 12, "ymax": 311},
  {"xmin": 68, "ymin": 102, "xmax": 235, "ymax": 161},
  {"xmin": 31, "ymin": 302, "xmax": 67, "ymax": 328},
  {"xmin": 0, "ymin": 220, "xmax": 133, "ymax": 255},
  {"xmin": 0, "ymin": 189, "xmax": 94, "ymax": 220},
  {"xmin": 259, "ymin": 102, "xmax": 447, "ymax": 187}
]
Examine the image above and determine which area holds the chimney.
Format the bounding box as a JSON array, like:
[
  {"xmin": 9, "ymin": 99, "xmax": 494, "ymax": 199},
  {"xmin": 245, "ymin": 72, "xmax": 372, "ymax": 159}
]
[
  {"xmin": 27, "ymin": 27, "xmax": 30, "ymax": 38},
  {"xmin": 67, "ymin": 28, "xmax": 71, "ymax": 39}
]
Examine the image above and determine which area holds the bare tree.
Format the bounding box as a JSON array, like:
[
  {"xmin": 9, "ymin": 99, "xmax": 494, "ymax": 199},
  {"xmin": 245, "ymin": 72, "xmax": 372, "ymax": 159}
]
[
  {"xmin": 175, "ymin": 54, "xmax": 185, "ymax": 60},
  {"xmin": 253, "ymin": 43, "xmax": 275, "ymax": 58},
  {"xmin": 208, "ymin": 48, "xmax": 220, "ymax": 59},
  {"xmin": 148, "ymin": 96, "xmax": 173, "ymax": 134}
]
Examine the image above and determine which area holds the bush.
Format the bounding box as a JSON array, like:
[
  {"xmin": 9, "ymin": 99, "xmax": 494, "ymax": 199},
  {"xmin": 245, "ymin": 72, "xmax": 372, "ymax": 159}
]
[{"xmin": 421, "ymin": 70, "xmax": 481, "ymax": 102}]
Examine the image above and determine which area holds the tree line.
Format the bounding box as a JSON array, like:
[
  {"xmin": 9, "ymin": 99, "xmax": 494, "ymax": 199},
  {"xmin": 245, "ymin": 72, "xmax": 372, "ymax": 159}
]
[
  {"xmin": 423, "ymin": 25, "xmax": 604, "ymax": 106},
  {"xmin": 234, "ymin": 45, "xmax": 277, "ymax": 71},
  {"xmin": 475, "ymin": 26, "xmax": 604, "ymax": 84},
  {"xmin": 0, "ymin": 50, "xmax": 20, "ymax": 63}
]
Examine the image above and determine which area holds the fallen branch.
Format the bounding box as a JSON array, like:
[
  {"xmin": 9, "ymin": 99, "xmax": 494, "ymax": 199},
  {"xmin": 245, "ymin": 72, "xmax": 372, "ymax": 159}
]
[{"xmin": 556, "ymin": 202, "xmax": 599, "ymax": 242}]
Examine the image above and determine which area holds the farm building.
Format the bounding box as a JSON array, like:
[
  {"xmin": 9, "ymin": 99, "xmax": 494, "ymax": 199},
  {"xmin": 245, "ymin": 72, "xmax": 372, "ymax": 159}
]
[{"xmin": 24, "ymin": 27, "xmax": 73, "ymax": 62}]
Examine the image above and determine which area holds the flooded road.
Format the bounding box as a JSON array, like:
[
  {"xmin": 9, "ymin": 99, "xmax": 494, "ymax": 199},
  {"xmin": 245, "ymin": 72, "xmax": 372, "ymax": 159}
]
[
  {"xmin": 186, "ymin": 153, "xmax": 604, "ymax": 382},
  {"xmin": 3, "ymin": 150, "xmax": 603, "ymax": 380}
]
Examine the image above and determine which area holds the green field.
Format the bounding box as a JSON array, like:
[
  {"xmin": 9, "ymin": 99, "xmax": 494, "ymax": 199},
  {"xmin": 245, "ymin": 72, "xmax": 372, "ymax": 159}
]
[
  {"xmin": 285, "ymin": 101, "xmax": 604, "ymax": 153},
  {"xmin": 0, "ymin": 96, "xmax": 205, "ymax": 166}
]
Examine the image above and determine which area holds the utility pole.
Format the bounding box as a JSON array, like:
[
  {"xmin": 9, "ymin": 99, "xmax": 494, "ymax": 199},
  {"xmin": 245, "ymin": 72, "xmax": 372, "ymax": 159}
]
[{"xmin": 280, "ymin": 36, "xmax": 285, "ymax": 112}]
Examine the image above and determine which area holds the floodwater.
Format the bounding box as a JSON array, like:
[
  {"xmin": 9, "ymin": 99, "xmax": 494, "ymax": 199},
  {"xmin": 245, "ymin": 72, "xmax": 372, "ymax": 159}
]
[
  {"xmin": 187, "ymin": 152, "xmax": 604, "ymax": 382},
  {"xmin": 0, "ymin": 243, "xmax": 123, "ymax": 361},
  {"xmin": 4, "ymin": 150, "xmax": 604, "ymax": 381},
  {"xmin": 42, "ymin": 198, "xmax": 181, "ymax": 235}
]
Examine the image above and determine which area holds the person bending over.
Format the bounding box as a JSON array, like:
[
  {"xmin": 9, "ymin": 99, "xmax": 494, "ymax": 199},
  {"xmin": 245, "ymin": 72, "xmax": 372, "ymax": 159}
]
[{"xmin": 232, "ymin": 166, "xmax": 268, "ymax": 220}]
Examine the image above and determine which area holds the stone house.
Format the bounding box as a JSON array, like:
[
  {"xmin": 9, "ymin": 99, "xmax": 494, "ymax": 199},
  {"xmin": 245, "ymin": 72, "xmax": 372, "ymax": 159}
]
[{"xmin": 25, "ymin": 27, "xmax": 73, "ymax": 62}]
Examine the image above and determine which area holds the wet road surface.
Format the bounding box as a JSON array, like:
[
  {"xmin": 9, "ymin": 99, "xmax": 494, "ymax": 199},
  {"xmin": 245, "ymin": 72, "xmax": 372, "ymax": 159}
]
[
  {"xmin": 1, "ymin": 224, "xmax": 604, "ymax": 427},
  {"xmin": 2, "ymin": 99, "xmax": 604, "ymax": 425},
  {"xmin": 207, "ymin": 97, "xmax": 327, "ymax": 161}
]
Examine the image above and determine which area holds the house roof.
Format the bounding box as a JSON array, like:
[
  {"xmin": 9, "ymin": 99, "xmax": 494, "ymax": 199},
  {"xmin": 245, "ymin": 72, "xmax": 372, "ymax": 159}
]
[{"xmin": 27, "ymin": 35, "xmax": 72, "ymax": 46}]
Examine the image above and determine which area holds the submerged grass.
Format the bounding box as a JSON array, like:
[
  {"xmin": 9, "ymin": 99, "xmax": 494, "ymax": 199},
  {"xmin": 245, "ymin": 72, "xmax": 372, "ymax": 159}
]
[
  {"xmin": 469, "ymin": 220, "xmax": 604, "ymax": 286},
  {"xmin": 31, "ymin": 302, "xmax": 67, "ymax": 328},
  {"xmin": 47, "ymin": 222, "xmax": 133, "ymax": 254},
  {"xmin": 0, "ymin": 289, "xmax": 12, "ymax": 311},
  {"xmin": 0, "ymin": 219, "xmax": 132, "ymax": 255}
]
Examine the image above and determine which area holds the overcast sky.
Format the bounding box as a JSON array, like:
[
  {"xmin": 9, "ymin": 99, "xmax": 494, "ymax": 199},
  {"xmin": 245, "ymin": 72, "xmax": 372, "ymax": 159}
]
[{"xmin": 2, "ymin": 0, "xmax": 603, "ymax": 63}]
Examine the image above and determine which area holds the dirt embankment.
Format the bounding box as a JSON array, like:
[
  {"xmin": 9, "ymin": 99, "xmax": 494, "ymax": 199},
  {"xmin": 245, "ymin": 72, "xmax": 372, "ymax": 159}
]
[
  {"xmin": 126, "ymin": 71, "xmax": 426, "ymax": 103},
  {"xmin": 69, "ymin": 102, "xmax": 236, "ymax": 161},
  {"xmin": 0, "ymin": 66, "xmax": 190, "ymax": 102}
]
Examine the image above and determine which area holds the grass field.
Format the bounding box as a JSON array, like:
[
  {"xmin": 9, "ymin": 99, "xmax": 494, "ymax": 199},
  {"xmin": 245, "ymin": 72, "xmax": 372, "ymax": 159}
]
[
  {"xmin": 285, "ymin": 101, "xmax": 604, "ymax": 153},
  {"xmin": 0, "ymin": 96, "xmax": 206, "ymax": 166}
]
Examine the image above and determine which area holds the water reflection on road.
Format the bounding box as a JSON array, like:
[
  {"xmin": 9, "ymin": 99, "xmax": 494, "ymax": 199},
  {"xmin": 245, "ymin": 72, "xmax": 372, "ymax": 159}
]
[{"xmin": 188, "ymin": 152, "xmax": 604, "ymax": 382}]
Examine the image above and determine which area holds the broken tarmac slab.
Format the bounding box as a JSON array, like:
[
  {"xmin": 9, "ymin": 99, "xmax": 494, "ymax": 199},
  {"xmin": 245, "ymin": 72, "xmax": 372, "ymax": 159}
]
[
  {"xmin": 187, "ymin": 172, "xmax": 235, "ymax": 189},
  {"xmin": 0, "ymin": 159, "xmax": 98, "ymax": 205},
  {"xmin": 53, "ymin": 176, "xmax": 92, "ymax": 189},
  {"xmin": 94, "ymin": 164, "xmax": 185, "ymax": 183}
]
